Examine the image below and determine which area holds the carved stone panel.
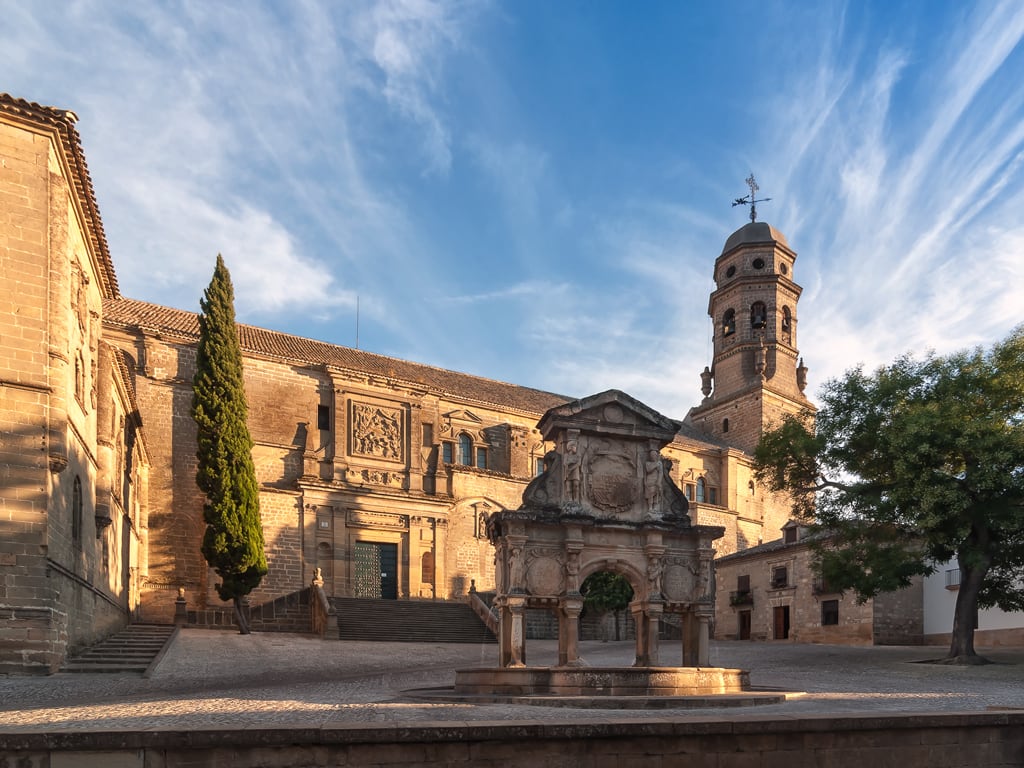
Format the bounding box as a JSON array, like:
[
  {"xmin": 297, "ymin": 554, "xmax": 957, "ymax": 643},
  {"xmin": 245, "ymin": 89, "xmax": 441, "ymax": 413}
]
[
  {"xmin": 587, "ymin": 452, "xmax": 637, "ymax": 515},
  {"xmin": 526, "ymin": 554, "xmax": 564, "ymax": 596},
  {"xmin": 662, "ymin": 563, "xmax": 697, "ymax": 602},
  {"xmin": 346, "ymin": 510, "xmax": 408, "ymax": 530},
  {"xmin": 350, "ymin": 401, "xmax": 404, "ymax": 461}
]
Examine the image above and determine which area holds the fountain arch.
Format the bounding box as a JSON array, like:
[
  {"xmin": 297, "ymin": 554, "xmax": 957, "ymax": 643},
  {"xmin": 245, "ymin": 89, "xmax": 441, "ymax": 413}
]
[{"xmin": 483, "ymin": 390, "xmax": 726, "ymax": 675}]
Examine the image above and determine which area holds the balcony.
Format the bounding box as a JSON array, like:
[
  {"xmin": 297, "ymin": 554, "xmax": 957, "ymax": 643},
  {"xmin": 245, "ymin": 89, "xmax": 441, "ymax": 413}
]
[
  {"xmin": 729, "ymin": 590, "xmax": 754, "ymax": 606},
  {"xmin": 812, "ymin": 580, "xmax": 838, "ymax": 595}
]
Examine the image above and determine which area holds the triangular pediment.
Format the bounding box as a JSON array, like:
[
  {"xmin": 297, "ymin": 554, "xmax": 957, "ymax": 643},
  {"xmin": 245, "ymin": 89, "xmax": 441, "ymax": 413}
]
[
  {"xmin": 443, "ymin": 409, "xmax": 483, "ymax": 424},
  {"xmin": 537, "ymin": 389, "xmax": 679, "ymax": 443}
]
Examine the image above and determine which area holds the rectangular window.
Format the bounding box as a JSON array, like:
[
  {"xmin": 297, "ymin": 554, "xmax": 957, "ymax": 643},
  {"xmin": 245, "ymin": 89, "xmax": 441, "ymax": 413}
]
[
  {"xmin": 535, "ymin": 458, "xmax": 545, "ymax": 477},
  {"xmin": 476, "ymin": 447, "xmax": 487, "ymax": 469},
  {"xmin": 442, "ymin": 441, "xmax": 453, "ymax": 464},
  {"xmin": 737, "ymin": 574, "xmax": 750, "ymax": 592},
  {"xmin": 459, "ymin": 435, "xmax": 473, "ymax": 465},
  {"xmin": 422, "ymin": 423, "xmax": 434, "ymax": 448},
  {"xmin": 771, "ymin": 566, "xmax": 788, "ymax": 588},
  {"xmin": 317, "ymin": 404, "xmax": 331, "ymax": 431},
  {"xmin": 684, "ymin": 483, "xmax": 695, "ymax": 501},
  {"xmin": 945, "ymin": 568, "xmax": 961, "ymax": 590},
  {"xmin": 708, "ymin": 487, "xmax": 718, "ymax": 505},
  {"xmin": 821, "ymin": 599, "xmax": 839, "ymax": 626}
]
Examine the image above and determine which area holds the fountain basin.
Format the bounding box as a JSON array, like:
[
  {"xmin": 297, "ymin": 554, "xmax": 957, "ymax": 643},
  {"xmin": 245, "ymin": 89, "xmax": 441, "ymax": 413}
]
[{"xmin": 455, "ymin": 666, "xmax": 750, "ymax": 697}]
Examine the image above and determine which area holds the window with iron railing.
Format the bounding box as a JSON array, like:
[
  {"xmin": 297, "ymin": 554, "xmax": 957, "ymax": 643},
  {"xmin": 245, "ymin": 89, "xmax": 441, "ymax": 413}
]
[
  {"xmin": 945, "ymin": 568, "xmax": 960, "ymax": 590},
  {"xmin": 729, "ymin": 590, "xmax": 753, "ymax": 606},
  {"xmin": 770, "ymin": 566, "xmax": 789, "ymax": 588}
]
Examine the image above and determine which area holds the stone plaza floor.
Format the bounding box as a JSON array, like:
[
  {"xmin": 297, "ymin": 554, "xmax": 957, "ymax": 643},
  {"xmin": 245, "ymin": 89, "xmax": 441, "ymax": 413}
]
[{"xmin": 1, "ymin": 630, "xmax": 1022, "ymax": 732}]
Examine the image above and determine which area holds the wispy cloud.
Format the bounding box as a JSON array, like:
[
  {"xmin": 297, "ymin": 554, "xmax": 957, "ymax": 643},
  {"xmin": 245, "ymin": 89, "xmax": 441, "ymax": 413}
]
[
  {"xmin": 3, "ymin": 1, "xmax": 1024, "ymax": 420},
  {"xmin": 440, "ymin": 280, "xmax": 568, "ymax": 306},
  {"xmin": 757, "ymin": 1, "xmax": 1024, "ymax": 397}
]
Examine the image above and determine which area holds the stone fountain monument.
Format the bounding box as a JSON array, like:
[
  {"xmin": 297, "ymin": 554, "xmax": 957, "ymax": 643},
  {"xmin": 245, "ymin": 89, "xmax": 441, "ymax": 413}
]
[{"xmin": 455, "ymin": 390, "xmax": 752, "ymax": 698}]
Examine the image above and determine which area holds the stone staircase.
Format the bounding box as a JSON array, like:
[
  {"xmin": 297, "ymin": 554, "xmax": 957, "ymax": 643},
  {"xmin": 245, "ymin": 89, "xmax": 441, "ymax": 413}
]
[
  {"xmin": 331, "ymin": 598, "xmax": 496, "ymax": 643},
  {"xmin": 61, "ymin": 624, "xmax": 176, "ymax": 674}
]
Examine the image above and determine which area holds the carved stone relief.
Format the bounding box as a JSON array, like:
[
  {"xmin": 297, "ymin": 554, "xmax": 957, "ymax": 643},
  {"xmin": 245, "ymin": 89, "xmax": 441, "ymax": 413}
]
[
  {"xmin": 661, "ymin": 562, "xmax": 698, "ymax": 602},
  {"xmin": 350, "ymin": 402, "xmax": 404, "ymax": 460},
  {"xmin": 526, "ymin": 553, "xmax": 564, "ymax": 596},
  {"xmin": 587, "ymin": 451, "xmax": 637, "ymax": 515},
  {"xmin": 346, "ymin": 510, "xmax": 408, "ymax": 530}
]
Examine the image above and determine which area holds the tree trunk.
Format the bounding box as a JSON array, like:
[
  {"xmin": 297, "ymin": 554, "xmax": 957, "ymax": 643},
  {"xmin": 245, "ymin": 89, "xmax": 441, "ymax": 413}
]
[
  {"xmin": 945, "ymin": 550, "xmax": 991, "ymax": 664},
  {"xmin": 233, "ymin": 596, "xmax": 251, "ymax": 635}
]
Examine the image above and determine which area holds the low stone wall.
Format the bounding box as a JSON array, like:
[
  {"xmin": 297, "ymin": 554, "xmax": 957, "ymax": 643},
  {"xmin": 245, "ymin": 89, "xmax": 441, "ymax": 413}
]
[
  {"xmin": 1, "ymin": 712, "xmax": 1021, "ymax": 767},
  {"xmin": 924, "ymin": 627, "xmax": 1024, "ymax": 648}
]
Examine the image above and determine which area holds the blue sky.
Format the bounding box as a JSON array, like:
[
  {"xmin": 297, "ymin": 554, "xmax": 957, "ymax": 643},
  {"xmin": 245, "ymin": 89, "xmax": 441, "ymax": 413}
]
[{"xmin": 3, "ymin": 1, "xmax": 1024, "ymax": 418}]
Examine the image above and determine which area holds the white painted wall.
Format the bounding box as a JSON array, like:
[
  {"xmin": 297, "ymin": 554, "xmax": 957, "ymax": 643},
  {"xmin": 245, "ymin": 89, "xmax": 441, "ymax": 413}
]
[{"xmin": 923, "ymin": 562, "xmax": 1024, "ymax": 635}]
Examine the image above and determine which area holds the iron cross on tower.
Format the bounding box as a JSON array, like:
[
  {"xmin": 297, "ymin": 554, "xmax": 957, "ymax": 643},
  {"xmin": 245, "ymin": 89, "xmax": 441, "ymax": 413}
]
[{"xmin": 732, "ymin": 173, "xmax": 771, "ymax": 223}]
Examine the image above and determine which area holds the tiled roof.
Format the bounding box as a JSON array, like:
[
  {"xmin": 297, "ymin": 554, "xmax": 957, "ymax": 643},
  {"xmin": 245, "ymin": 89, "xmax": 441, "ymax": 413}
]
[
  {"xmin": 104, "ymin": 297, "xmax": 740, "ymax": 449},
  {"xmin": 103, "ymin": 298, "xmax": 572, "ymax": 416},
  {"xmin": 0, "ymin": 93, "xmax": 120, "ymax": 299},
  {"xmin": 716, "ymin": 530, "xmax": 829, "ymax": 564}
]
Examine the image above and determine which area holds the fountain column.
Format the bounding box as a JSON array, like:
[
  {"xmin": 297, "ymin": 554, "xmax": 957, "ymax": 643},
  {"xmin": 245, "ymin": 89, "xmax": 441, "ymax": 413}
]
[{"xmin": 558, "ymin": 596, "xmax": 583, "ymax": 666}]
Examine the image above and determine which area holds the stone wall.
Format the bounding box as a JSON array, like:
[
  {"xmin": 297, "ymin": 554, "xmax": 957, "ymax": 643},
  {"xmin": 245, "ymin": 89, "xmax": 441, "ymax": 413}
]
[
  {"xmin": 1, "ymin": 109, "xmax": 141, "ymax": 673},
  {"xmin": 874, "ymin": 578, "xmax": 924, "ymax": 645},
  {"xmin": 714, "ymin": 535, "xmax": 921, "ymax": 646},
  {"xmin": 2, "ymin": 713, "xmax": 1021, "ymax": 767}
]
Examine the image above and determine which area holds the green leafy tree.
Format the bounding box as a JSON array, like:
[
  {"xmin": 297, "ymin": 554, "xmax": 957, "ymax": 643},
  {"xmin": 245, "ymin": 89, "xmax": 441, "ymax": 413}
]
[
  {"xmin": 192, "ymin": 255, "xmax": 267, "ymax": 634},
  {"xmin": 754, "ymin": 327, "xmax": 1024, "ymax": 664},
  {"xmin": 581, "ymin": 571, "xmax": 634, "ymax": 641}
]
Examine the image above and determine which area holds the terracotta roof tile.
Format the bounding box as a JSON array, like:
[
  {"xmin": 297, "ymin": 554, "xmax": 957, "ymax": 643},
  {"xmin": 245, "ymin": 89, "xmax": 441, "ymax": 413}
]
[{"xmin": 103, "ymin": 298, "xmax": 572, "ymax": 415}]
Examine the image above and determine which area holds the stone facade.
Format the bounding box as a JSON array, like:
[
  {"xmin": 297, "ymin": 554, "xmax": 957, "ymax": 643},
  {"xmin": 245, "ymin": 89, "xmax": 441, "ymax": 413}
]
[
  {"xmin": 0, "ymin": 96, "xmax": 147, "ymax": 673},
  {"xmin": 714, "ymin": 522, "xmax": 924, "ymax": 645},
  {"xmin": 1, "ymin": 92, "xmax": 814, "ymax": 672}
]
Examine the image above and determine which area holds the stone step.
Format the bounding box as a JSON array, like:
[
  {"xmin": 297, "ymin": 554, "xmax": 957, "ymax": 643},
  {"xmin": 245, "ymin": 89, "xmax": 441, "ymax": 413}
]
[
  {"xmin": 62, "ymin": 624, "xmax": 176, "ymax": 675},
  {"xmin": 331, "ymin": 598, "xmax": 495, "ymax": 643}
]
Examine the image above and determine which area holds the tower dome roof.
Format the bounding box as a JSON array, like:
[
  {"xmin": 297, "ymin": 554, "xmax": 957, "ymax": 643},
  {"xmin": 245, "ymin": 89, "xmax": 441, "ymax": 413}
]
[{"xmin": 720, "ymin": 221, "xmax": 789, "ymax": 255}]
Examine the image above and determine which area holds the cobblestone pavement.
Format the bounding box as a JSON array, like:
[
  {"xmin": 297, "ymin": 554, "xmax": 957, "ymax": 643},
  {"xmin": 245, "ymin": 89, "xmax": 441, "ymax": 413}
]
[{"xmin": 0, "ymin": 630, "xmax": 1022, "ymax": 732}]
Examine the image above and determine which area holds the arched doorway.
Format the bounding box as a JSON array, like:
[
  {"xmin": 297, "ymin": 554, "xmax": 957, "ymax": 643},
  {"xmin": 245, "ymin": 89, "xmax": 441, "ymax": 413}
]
[{"xmin": 580, "ymin": 570, "xmax": 634, "ymax": 642}]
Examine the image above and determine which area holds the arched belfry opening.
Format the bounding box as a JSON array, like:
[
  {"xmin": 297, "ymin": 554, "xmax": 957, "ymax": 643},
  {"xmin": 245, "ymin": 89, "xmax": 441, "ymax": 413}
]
[{"xmin": 485, "ymin": 390, "xmax": 725, "ymax": 669}]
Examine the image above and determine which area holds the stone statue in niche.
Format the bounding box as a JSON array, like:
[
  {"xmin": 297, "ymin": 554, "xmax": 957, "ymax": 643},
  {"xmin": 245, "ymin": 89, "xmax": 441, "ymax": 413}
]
[
  {"xmin": 643, "ymin": 449, "xmax": 663, "ymax": 515},
  {"xmin": 509, "ymin": 545, "xmax": 525, "ymax": 593},
  {"xmin": 72, "ymin": 264, "xmax": 89, "ymax": 335},
  {"xmin": 647, "ymin": 555, "xmax": 663, "ymax": 598},
  {"xmin": 563, "ymin": 439, "xmax": 581, "ymax": 503},
  {"xmin": 564, "ymin": 550, "xmax": 580, "ymax": 593},
  {"xmin": 351, "ymin": 402, "xmax": 403, "ymax": 459}
]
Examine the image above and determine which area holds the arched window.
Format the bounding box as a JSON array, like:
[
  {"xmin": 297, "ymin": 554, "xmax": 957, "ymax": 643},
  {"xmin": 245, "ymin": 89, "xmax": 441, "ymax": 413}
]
[
  {"xmin": 696, "ymin": 477, "xmax": 706, "ymax": 503},
  {"xmin": 750, "ymin": 302, "xmax": 767, "ymax": 329},
  {"xmin": 458, "ymin": 433, "xmax": 473, "ymax": 465},
  {"xmin": 722, "ymin": 309, "xmax": 736, "ymax": 336},
  {"xmin": 72, "ymin": 475, "xmax": 83, "ymax": 545},
  {"xmin": 781, "ymin": 306, "xmax": 792, "ymax": 332}
]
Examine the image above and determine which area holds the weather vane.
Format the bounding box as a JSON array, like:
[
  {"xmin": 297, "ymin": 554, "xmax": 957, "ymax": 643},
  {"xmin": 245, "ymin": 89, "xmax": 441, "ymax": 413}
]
[{"xmin": 732, "ymin": 173, "xmax": 771, "ymax": 223}]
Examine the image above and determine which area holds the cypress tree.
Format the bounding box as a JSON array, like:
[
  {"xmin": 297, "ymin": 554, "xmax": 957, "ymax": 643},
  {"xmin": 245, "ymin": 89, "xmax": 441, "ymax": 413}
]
[{"xmin": 192, "ymin": 255, "xmax": 267, "ymax": 634}]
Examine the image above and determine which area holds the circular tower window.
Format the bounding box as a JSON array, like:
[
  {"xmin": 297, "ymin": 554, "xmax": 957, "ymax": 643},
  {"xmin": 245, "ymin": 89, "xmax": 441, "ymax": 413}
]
[
  {"xmin": 752, "ymin": 258, "xmax": 765, "ymax": 269},
  {"xmin": 726, "ymin": 265, "xmax": 736, "ymax": 278}
]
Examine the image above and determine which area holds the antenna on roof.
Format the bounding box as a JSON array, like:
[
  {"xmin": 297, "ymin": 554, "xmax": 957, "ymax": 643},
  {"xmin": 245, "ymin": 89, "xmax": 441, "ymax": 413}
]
[{"xmin": 732, "ymin": 173, "xmax": 771, "ymax": 223}]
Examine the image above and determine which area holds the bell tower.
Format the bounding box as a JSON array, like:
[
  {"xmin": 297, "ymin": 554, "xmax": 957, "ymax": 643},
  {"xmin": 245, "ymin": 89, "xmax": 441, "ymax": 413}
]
[{"xmin": 685, "ymin": 218, "xmax": 812, "ymax": 454}]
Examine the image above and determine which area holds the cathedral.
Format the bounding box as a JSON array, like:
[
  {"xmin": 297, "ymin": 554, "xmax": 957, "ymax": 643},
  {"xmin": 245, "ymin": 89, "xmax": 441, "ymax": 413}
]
[{"xmin": 0, "ymin": 93, "xmax": 813, "ymax": 673}]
